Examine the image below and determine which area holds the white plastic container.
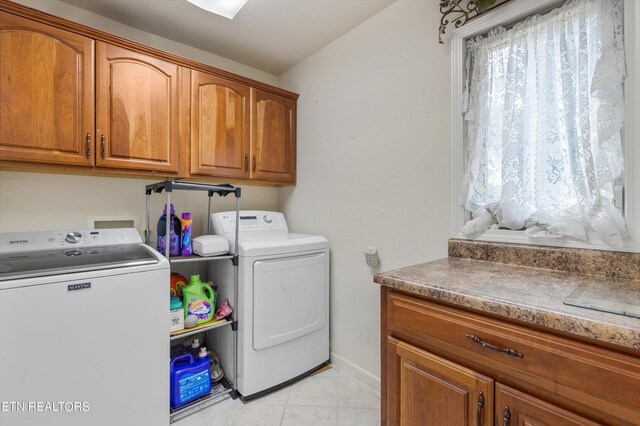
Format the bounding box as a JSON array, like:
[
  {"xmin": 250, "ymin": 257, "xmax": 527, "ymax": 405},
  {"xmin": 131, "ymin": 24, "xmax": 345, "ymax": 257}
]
[{"xmin": 170, "ymin": 297, "xmax": 184, "ymax": 332}]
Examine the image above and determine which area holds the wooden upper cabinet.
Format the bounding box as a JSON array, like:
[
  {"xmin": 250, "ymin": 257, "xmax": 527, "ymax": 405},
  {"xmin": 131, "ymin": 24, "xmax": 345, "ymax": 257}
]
[
  {"xmin": 0, "ymin": 11, "xmax": 94, "ymax": 166},
  {"xmin": 190, "ymin": 71, "xmax": 250, "ymax": 179},
  {"xmin": 387, "ymin": 337, "xmax": 494, "ymax": 426},
  {"xmin": 0, "ymin": 2, "xmax": 298, "ymax": 182},
  {"xmin": 251, "ymin": 88, "xmax": 296, "ymax": 183},
  {"xmin": 96, "ymin": 42, "xmax": 179, "ymax": 172},
  {"xmin": 495, "ymin": 384, "xmax": 601, "ymax": 426}
]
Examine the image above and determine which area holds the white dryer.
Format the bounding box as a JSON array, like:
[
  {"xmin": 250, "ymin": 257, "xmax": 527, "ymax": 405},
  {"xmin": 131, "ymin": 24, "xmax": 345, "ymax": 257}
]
[{"xmin": 211, "ymin": 211, "xmax": 329, "ymax": 399}]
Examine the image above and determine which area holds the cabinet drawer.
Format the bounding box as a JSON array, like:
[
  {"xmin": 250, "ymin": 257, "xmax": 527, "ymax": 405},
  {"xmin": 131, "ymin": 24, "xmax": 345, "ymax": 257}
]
[{"xmin": 387, "ymin": 292, "xmax": 640, "ymax": 424}]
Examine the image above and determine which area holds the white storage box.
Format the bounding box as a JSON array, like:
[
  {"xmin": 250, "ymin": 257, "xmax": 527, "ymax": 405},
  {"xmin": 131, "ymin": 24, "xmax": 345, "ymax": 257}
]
[{"xmin": 193, "ymin": 235, "xmax": 229, "ymax": 257}]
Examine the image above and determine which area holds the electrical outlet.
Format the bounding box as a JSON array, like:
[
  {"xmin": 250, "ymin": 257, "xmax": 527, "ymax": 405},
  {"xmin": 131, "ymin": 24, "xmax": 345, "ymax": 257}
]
[{"xmin": 364, "ymin": 246, "xmax": 379, "ymax": 267}]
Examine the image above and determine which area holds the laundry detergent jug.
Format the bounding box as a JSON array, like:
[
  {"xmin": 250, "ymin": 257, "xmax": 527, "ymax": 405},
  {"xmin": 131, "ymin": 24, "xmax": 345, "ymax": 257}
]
[
  {"xmin": 182, "ymin": 275, "xmax": 215, "ymax": 324},
  {"xmin": 157, "ymin": 203, "xmax": 181, "ymax": 257},
  {"xmin": 169, "ymin": 351, "xmax": 211, "ymax": 408}
]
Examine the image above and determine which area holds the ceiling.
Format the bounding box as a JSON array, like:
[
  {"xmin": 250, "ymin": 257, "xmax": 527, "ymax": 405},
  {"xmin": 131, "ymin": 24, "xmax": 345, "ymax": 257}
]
[{"xmin": 59, "ymin": 0, "xmax": 397, "ymax": 75}]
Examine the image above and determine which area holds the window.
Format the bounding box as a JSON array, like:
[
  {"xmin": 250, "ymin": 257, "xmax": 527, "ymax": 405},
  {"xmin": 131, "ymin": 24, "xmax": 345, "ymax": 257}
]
[{"xmin": 451, "ymin": 0, "xmax": 640, "ymax": 251}]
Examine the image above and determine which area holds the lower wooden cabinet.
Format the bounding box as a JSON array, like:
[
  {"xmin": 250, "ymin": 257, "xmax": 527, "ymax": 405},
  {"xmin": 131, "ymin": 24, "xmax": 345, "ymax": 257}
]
[
  {"xmin": 388, "ymin": 337, "xmax": 493, "ymax": 426},
  {"xmin": 381, "ymin": 287, "xmax": 640, "ymax": 426},
  {"xmin": 387, "ymin": 337, "xmax": 601, "ymax": 426}
]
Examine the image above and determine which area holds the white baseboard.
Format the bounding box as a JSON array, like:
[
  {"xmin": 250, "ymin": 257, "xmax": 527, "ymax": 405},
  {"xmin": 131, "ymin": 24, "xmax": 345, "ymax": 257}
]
[{"xmin": 330, "ymin": 352, "xmax": 381, "ymax": 391}]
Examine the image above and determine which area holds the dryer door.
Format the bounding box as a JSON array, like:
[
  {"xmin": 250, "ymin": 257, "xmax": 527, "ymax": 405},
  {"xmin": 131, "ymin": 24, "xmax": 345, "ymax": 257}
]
[{"xmin": 252, "ymin": 252, "xmax": 327, "ymax": 350}]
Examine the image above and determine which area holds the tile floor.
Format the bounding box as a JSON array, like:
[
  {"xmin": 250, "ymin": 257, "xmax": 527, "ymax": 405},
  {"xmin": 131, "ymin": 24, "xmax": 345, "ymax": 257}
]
[{"xmin": 175, "ymin": 365, "xmax": 380, "ymax": 426}]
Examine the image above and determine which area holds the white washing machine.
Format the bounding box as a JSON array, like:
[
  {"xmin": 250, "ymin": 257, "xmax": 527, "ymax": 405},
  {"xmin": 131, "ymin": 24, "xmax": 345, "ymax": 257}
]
[
  {"xmin": 211, "ymin": 211, "xmax": 329, "ymax": 399},
  {"xmin": 0, "ymin": 228, "xmax": 169, "ymax": 426}
]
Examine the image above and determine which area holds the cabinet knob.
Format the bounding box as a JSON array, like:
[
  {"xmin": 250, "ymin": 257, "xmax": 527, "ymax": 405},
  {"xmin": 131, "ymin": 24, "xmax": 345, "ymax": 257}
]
[
  {"xmin": 101, "ymin": 134, "xmax": 106, "ymax": 160},
  {"xmin": 245, "ymin": 155, "xmax": 249, "ymax": 173},
  {"xmin": 252, "ymin": 155, "xmax": 256, "ymax": 173}
]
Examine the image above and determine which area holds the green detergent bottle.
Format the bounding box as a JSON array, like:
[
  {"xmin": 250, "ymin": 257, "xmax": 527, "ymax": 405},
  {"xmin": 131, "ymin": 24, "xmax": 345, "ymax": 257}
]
[{"xmin": 182, "ymin": 275, "xmax": 215, "ymax": 325}]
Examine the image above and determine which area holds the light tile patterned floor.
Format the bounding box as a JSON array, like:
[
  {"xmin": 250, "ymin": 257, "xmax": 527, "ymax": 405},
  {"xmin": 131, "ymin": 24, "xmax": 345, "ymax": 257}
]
[{"xmin": 175, "ymin": 365, "xmax": 380, "ymax": 426}]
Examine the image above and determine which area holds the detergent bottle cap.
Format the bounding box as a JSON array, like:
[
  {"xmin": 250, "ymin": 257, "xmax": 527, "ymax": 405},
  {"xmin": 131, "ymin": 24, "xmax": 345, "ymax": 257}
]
[
  {"xmin": 191, "ymin": 338, "xmax": 200, "ymax": 349},
  {"xmin": 170, "ymin": 297, "xmax": 182, "ymax": 310},
  {"xmin": 198, "ymin": 347, "xmax": 208, "ymax": 358},
  {"xmin": 162, "ymin": 203, "xmax": 176, "ymax": 215},
  {"xmin": 189, "ymin": 274, "xmax": 201, "ymax": 284},
  {"xmin": 182, "ymin": 212, "xmax": 191, "ymax": 220}
]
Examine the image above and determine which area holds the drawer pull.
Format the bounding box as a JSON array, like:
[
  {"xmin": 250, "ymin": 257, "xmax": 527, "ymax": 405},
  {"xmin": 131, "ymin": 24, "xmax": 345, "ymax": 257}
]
[
  {"xmin": 476, "ymin": 392, "xmax": 484, "ymax": 426},
  {"xmin": 502, "ymin": 406, "xmax": 511, "ymax": 426},
  {"xmin": 465, "ymin": 334, "xmax": 524, "ymax": 358},
  {"xmin": 85, "ymin": 133, "xmax": 91, "ymax": 158}
]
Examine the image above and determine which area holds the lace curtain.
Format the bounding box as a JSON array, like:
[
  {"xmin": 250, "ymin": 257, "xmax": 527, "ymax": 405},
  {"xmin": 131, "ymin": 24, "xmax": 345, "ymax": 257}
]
[{"xmin": 461, "ymin": 0, "xmax": 627, "ymax": 248}]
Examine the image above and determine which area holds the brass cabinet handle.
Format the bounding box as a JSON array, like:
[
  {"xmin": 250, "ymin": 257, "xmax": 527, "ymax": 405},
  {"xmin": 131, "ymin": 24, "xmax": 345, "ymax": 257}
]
[
  {"xmin": 101, "ymin": 134, "xmax": 105, "ymax": 159},
  {"xmin": 252, "ymin": 154, "xmax": 256, "ymax": 172},
  {"xmin": 465, "ymin": 334, "xmax": 524, "ymax": 358},
  {"xmin": 85, "ymin": 133, "xmax": 91, "ymax": 158},
  {"xmin": 502, "ymin": 406, "xmax": 511, "ymax": 426},
  {"xmin": 476, "ymin": 392, "xmax": 484, "ymax": 426},
  {"xmin": 244, "ymin": 155, "xmax": 249, "ymax": 172}
]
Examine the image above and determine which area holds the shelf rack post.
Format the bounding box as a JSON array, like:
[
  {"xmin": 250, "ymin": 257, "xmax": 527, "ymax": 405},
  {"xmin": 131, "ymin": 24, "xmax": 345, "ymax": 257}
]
[{"xmin": 145, "ymin": 189, "xmax": 151, "ymax": 244}]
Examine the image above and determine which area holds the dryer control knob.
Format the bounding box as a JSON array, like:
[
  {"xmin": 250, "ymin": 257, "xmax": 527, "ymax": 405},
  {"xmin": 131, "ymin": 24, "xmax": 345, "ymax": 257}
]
[
  {"xmin": 263, "ymin": 215, "xmax": 272, "ymax": 223},
  {"xmin": 65, "ymin": 231, "xmax": 82, "ymax": 243}
]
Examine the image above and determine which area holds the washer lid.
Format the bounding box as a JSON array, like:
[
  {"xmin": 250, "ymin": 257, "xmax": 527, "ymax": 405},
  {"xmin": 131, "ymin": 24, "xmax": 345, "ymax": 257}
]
[
  {"xmin": 234, "ymin": 233, "xmax": 329, "ymax": 257},
  {"xmin": 0, "ymin": 244, "xmax": 158, "ymax": 281}
]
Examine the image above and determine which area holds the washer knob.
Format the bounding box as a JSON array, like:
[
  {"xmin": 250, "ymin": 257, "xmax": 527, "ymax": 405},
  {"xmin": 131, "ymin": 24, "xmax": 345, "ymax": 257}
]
[
  {"xmin": 263, "ymin": 215, "xmax": 272, "ymax": 223},
  {"xmin": 65, "ymin": 231, "xmax": 82, "ymax": 243}
]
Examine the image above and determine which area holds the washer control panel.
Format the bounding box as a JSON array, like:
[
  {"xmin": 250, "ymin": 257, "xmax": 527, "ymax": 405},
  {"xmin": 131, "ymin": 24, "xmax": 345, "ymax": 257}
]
[
  {"xmin": 0, "ymin": 228, "xmax": 143, "ymax": 253},
  {"xmin": 211, "ymin": 211, "xmax": 288, "ymax": 239}
]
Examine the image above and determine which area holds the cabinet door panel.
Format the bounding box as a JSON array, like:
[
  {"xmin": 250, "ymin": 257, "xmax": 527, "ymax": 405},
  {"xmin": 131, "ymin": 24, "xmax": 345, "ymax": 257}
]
[
  {"xmin": 0, "ymin": 11, "xmax": 94, "ymax": 166},
  {"xmin": 496, "ymin": 384, "xmax": 601, "ymax": 426},
  {"xmin": 96, "ymin": 42, "xmax": 178, "ymax": 172},
  {"xmin": 387, "ymin": 337, "xmax": 493, "ymax": 426},
  {"xmin": 251, "ymin": 88, "xmax": 295, "ymax": 183},
  {"xmin": 190, "ymin": 71, "xmax": 249, "ymax": 178}
]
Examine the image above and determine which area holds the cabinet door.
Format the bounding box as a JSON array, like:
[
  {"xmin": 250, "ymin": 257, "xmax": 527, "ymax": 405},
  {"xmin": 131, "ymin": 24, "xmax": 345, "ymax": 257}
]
[
  {"xmin": 0, "ymin": 12, "xmax": 94, "ymax": 166},
  {"xmin": 190, "ymin": 71, "xmax": 250, "ymax": 178},
  {"xmin": 96, "ymin": 42, "xmax": 179, "ymax": 172},
  {"xmin": 251, "ymin": 88, "xmax": 296, "ymax": 183},
  {"xmin": 496, "ymin": 384, "xmax": 601, "ymax": 426},
  {"xmin": 387, "ymin": 337, "xmax": 494, "ymax": 426}
]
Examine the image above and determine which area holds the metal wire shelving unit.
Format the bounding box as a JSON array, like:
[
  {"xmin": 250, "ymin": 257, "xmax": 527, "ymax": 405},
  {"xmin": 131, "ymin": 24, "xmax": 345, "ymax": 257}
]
[{"xmin": 144, "ymin": 180, "xmax": 241, "ymax": 423}]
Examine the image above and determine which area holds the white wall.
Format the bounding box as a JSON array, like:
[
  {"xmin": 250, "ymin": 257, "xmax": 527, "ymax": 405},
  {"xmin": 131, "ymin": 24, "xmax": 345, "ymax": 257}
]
[
  {"xmin": 0, "ymin": 171, "xmax": 277, "ymax": 236},
  {"xmin": 1, "ymin": 0, "xmax": 279, "ymax": 234},
  {"xmin": 278, "ymin": 0, "xmax": 451, "ymax": 387}
]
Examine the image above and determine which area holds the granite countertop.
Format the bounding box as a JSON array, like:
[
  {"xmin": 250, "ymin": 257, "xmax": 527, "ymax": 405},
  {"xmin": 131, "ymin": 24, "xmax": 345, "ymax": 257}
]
[{"xmin": 374, "ymin": 241, "xmax": 640, "ymax": 352}]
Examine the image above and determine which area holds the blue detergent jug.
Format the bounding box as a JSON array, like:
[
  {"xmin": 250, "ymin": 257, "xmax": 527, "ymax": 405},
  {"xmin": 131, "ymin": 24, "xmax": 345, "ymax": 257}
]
[{"xmin": 170, "ymin": 352, "xmax": 211, "ymax": 408}]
